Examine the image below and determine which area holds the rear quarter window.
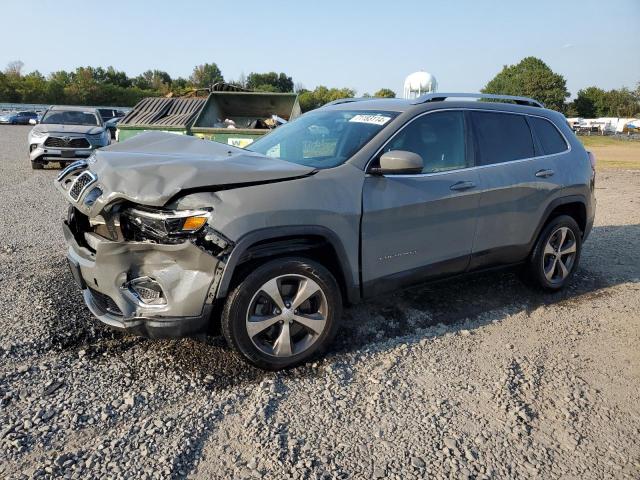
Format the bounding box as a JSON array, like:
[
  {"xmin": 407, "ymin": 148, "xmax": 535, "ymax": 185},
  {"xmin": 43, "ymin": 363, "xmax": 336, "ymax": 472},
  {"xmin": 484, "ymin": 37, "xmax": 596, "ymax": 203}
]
[
  {"xmin": 471, "ymin": 111, "xmax": 534, "ymax": 165},
  {"xmin": 528, "ymin": 116, "xmax": 568, "ymax": 155}
]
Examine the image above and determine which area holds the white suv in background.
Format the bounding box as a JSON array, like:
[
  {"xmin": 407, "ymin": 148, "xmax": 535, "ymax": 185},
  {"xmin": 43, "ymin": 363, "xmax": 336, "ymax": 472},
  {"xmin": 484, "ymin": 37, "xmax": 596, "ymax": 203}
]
[{"xmin": 28, "ymin": 106, "xmax": 110, "ymax": 169}]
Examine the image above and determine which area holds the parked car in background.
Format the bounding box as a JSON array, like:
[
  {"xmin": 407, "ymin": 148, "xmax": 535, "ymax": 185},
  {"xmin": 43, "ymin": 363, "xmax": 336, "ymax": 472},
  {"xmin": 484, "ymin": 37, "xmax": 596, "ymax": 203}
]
[
  {"xmin": 0, "ymin": 111, "xmax": 38, "ymax": 125},
  {"xmin": 104, "ymin": 115, "xmax": 124, "ymax": 139},
  {"xmin": 28, "ymin": 112, "xmax": 44, "ymax": 125},
  {"xmin": 97, "ymin": 108, "xmax": 126, "ymax": 122},
  {"xmin": 28, "ymin": 106, "xmax": 111, "ymax": 169},
  {"xmin": 55, "ymin": 93, "xmax": 596, "ymax": 370}
]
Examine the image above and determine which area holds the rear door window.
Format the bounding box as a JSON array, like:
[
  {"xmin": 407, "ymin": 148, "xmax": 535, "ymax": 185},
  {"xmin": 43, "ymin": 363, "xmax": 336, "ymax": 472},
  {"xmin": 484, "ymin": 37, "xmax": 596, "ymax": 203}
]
[
  {"xmin": 471, "ymin": 111, "xmax": 534, "ymax": 165},
  {"xmin": 528, "ymin": 116, "xmax": 568, "ymax": 155}
]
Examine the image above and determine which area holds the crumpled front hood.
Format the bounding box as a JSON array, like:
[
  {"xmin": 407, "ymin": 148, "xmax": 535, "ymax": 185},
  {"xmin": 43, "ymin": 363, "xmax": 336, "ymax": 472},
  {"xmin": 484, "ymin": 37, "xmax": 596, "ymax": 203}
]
[
  {"xmin": 83, "ymin": 131, "xmax": 315, "ymax": 210},
  {"xmin": 33, "ymin": 124, "xmax": 105, "ymax": 135}
]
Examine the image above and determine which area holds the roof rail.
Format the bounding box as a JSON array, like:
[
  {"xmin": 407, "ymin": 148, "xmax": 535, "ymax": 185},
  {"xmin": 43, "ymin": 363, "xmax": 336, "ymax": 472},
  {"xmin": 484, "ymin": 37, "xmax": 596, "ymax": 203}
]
[
  {"xmin": 323, "ymin": 97, "xmax": 371, "ymax": 107},
  {"xmin": 413, "ymin": 93, "xmax": 544, "ymax": 108}
]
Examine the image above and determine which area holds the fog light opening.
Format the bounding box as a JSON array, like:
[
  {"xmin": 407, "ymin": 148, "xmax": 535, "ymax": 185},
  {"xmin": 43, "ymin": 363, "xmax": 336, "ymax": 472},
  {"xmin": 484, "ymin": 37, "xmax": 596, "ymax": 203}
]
[{"xmin": 126, "ymin": 277, "xmax": 166, "ymax": 306}]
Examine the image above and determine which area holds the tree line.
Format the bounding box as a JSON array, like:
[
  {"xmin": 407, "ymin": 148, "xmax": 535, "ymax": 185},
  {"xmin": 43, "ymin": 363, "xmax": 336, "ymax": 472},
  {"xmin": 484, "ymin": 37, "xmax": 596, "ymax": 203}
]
[
  {"xmin": 0, "ymin": 60, "xmax": 395, "ymax": 113},
  {"xmin": 0, "ymin": 58, "xmax": 637, "ymax": 116}
]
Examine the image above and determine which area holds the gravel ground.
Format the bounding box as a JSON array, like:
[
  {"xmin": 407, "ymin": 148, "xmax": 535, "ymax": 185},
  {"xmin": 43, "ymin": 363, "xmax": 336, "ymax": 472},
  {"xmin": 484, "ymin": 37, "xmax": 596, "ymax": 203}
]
[{"xmin": 1, "ymin": 125, "xmax": 639, "ymax": 479}]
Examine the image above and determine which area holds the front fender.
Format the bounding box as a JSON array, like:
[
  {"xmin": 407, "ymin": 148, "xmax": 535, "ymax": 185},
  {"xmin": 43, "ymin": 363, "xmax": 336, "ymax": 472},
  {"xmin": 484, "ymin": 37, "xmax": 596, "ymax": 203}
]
[{"xmin": 214, "ymin": 225, "xmax": 359, "ymax": 304}]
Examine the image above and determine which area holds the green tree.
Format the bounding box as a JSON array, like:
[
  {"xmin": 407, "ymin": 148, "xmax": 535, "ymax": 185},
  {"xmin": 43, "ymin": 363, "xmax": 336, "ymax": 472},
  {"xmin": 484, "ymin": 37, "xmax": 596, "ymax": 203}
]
[
  {"xmin": 482, "ymin": 57, "xmax": 569, "ymax": 111},
  {"xmin": 246, "ymin": 72, "xmax": 294, "ymax": 92},
  {"xmin": 190, "ymin": 63, "xmax": 223, "ymax": 88},
  {"xmin": 602, "ymin": 88, "xmax": 639, "ymax": 117},
  {"xmin": 2, "ymin": 61, "xmax": 24, "ymax": 101},
  {"xmin": 0, "ymin": 73, "xmax": 17, "ymax": 101},
  {"xmin": 104, "ymin": 66, "xmax": 131, "ymax": 88},
  {"xmin": 570, "ymin": 86, "xmax": 639, "ymax": 117},
  {"xmin": 0, "ymin": 72, "xmax": 14, "ymax": 102},
  {"xmin": 17, "ymin": 71, "xmax": 47, "ymax": 103},
  {"xmin": 571, "ymin": 87, "xmax": 606, "ymax": 117},
  {"xmin": 374, "ymin": 88, "xmax": 396, "ymax": 98},
  {"xmin": 134, "ymin": 70, "xmax": 172, "ymax": 91},
  {"xmin": 298, "ymin": 86, "xmax": 356, "ymax": 112},
  {"xmin": 47, "ymin": 70, "xmax": 72, "ymax": 103}
]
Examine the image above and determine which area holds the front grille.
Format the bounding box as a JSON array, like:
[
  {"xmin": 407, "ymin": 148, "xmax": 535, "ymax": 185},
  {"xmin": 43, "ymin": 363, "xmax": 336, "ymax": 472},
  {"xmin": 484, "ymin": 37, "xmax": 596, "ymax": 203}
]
[
  {"xmin": 69, "ymin": 171, "xmax": 96, "ymax": 201},
  {"xmin": 88, "ymin": 288, "xmax": 123, "ymax": 316},
  {"xmin": 45, "ymin": 136, "xmax": 91, "ymax": 148},
  {"xmin": 57, "ymin": 160, "xmax": 87, "ymax": 181}
]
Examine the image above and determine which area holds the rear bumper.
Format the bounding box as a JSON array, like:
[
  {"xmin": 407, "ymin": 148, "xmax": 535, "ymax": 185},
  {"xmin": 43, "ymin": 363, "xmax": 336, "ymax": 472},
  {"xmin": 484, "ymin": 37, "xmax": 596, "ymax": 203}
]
[
  {"xmin": 583, "ymin": 193, "xmax": 596, "ymax": 241},
  {"xmin": 63, "ymin": 222, "xmax": 221, "ymax": 338}
]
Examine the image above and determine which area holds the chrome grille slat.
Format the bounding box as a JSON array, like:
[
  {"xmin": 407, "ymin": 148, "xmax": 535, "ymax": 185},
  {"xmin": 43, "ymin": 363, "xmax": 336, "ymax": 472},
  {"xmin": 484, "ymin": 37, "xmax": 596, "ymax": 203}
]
[
  {"xmin": 44, "ymin": 137, "xmax": 91, "ymax": 148},
  {"xmin": 57, "ymin": 160, "xmax": 87, "ymax": 181},
  {"xmin": 69, "ymin": 171, "xmax": 97, "ymax": 201}
]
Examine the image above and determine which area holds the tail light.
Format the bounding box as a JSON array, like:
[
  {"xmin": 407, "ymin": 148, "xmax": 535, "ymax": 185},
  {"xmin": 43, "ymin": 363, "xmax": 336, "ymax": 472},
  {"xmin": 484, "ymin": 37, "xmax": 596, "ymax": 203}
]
[
  {"xmin": 587, "ymin": 151, "xmax": 596, "ymax": 172},
  {"xmin": 587, "ymin": 150, "xmax": 596, "ymax": 190}
]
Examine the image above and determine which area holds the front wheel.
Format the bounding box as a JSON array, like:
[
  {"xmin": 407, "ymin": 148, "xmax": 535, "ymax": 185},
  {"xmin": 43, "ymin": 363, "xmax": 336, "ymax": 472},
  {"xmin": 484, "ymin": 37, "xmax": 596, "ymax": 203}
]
[
  {"xmin": 222, "ymin": 257, "xmax": 342, "ymax": 370},
  {"xmin": 526, "ymin": 215, "xmax": 582, "ymax": 291},
  {"xmin": 31, "ymin": 160, "xmax": 44, "ymax": 170}
]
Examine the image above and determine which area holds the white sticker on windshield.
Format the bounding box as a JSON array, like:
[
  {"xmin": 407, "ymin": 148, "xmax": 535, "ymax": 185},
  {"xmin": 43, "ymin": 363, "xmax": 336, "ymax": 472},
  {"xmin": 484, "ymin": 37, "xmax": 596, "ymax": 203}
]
[{"xmin": 349, "ymin": 114, "xmax": 391, "ymax": 126}]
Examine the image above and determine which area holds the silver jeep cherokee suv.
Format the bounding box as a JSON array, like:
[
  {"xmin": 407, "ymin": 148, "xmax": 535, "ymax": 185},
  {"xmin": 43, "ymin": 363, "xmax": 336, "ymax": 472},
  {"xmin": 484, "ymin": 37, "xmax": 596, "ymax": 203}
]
[
  {"xmin": 55, "ymin": 93, "xmax": 596, "ymax": 370},
  {"xmin": 29, "ymin": 106, "xmax": 110, "ymax": 169}
]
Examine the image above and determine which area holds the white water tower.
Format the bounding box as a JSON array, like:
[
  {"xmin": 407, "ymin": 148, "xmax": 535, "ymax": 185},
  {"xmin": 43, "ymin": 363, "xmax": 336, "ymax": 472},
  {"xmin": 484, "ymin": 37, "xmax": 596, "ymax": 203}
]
[{"xmin": 403, "ymin": 71, "xmax": 437, "ymax": 99}]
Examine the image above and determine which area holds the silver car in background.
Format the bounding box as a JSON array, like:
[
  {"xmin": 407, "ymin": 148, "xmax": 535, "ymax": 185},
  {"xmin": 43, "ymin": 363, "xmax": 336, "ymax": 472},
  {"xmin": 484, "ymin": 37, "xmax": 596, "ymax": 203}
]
[{"xmin": 28, "ymin": 106, "xmax": 110, "ymax": 169}]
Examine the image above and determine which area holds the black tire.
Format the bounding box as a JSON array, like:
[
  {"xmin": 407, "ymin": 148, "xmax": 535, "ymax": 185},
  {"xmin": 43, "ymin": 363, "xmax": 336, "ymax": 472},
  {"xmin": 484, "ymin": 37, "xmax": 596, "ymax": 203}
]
[
  {"xmin": 526, "ymin": 215, "xmax": 582, "ymax": 291},
  {"xmin": 31, "ymin": 161, "xmax": 44, "ymax": 170},
  {"xmin": 222, "ymin": 257, "xmax": 342, "ymax": 370}
]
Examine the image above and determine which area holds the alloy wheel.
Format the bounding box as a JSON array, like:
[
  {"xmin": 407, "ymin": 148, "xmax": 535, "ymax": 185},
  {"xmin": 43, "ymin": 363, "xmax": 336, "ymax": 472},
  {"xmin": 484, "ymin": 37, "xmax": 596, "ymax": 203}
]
[
  {"xmin": 542, "ymin": 226, "xmax": 577, "ymax": 285},
  {"xmin": 245, "ymin": 274, "xmax": 328, "ymax": 357}
]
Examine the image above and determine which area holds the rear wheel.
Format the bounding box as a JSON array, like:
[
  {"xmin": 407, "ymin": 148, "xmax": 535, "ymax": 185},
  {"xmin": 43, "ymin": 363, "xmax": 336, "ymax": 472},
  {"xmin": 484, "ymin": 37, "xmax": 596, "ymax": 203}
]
[
  {"xmin": 222, "ymin": 257, "xmax": 342, "ymax": 370},
  {"xmin": 526, "ymin": 215, "xmax": 582, "ymax": 291}
]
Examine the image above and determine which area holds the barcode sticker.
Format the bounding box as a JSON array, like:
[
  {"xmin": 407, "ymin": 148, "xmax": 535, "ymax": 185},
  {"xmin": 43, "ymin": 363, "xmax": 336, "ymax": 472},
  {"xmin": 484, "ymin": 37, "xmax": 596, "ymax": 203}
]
[{"xmin": 349, "ymin": 114, "xmax": 391, "ymax": 126}]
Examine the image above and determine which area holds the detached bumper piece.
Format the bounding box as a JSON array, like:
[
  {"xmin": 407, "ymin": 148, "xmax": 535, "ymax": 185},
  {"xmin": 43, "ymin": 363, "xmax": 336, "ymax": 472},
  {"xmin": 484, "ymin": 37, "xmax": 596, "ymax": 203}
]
[{"xmin": 84, "ymin": 288, "xmax": 213, "ymax": 338}]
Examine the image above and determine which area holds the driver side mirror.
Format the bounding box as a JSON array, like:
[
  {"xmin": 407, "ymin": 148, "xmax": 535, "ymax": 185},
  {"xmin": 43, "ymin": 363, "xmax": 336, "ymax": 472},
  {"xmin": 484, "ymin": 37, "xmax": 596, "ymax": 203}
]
[{"xmin": 371, "ymin": 150, "xmax": 424, "ymax": 175}]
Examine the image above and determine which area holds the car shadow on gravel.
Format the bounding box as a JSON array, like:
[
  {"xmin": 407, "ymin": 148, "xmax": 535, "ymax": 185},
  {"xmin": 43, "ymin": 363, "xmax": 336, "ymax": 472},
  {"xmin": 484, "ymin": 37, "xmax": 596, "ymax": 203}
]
[
  {"xmin": 336, "ymin": 224, "xmax": 639, "ymax": 353},
  {"xmin": 45, "ymin": 225, "xmax": 638, "ymax": 383}
]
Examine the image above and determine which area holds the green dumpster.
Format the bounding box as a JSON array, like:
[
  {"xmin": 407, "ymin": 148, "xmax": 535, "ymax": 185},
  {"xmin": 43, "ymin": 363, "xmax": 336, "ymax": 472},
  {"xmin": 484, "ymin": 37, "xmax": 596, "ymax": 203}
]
[
  {"xmin": 190, "ymin": 91, "xmax": 301, "ymax": 147},
  {"xmin": 116, "ymin": 97, "xmax": 207, "ymax": 142}
]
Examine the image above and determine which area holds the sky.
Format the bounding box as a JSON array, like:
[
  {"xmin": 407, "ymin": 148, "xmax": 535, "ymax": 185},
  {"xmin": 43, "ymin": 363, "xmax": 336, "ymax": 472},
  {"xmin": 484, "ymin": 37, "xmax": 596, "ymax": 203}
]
[{"xmin": 1, "ymin": 0, "xmax": 638, "ymax": 98}]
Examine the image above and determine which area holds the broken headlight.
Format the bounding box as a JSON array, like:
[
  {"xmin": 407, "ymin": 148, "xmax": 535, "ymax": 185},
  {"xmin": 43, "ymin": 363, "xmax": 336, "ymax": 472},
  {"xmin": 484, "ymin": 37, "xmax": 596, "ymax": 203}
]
[{"xmin": 120, "ymin": 207, "xmax": 210, "ymax": 243}]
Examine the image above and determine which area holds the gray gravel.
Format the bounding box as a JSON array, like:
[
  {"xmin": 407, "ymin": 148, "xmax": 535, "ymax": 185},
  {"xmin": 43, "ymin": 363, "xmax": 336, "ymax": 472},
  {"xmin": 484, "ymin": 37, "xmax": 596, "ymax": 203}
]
[{"xmin": 1, "ymin": 125, "xmax": 639, "ymax": 479}]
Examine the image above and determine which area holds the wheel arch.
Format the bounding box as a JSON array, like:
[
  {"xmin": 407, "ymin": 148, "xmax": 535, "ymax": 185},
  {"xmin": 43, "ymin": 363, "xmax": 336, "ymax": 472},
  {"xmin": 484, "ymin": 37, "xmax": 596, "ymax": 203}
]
[
  {"xmin": 216, "ymin": 226, "xmax": 359, "ymax": 305},
  {"xmin": 531, "ymin": 195, "xmax": 587, "ymax": 248}
]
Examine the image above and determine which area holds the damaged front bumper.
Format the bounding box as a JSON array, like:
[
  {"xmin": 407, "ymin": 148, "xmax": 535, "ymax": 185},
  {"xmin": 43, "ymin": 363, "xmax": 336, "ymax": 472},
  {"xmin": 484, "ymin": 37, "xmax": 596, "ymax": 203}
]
[{"xmin": 63, "ymin": 222, "xmax": 226, "ymax": 338}]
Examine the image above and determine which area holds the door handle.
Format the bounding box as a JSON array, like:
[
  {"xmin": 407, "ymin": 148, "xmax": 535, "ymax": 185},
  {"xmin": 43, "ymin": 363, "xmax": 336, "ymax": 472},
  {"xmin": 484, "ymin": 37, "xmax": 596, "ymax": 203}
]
[
  {"xmin": 450, "ymin": 181, "xmax": 476, "ymax": 191},
  {"xmin": 535, "ymin": 169, "xmax": 555, "ymax": 178}
]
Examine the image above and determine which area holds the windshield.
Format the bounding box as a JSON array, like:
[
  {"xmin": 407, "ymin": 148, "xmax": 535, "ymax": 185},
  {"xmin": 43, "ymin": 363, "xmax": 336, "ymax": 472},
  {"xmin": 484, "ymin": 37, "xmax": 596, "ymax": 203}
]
[
  {"xmin": 42, "ymin": 110, "xmax": 99, "ymax": 126},
  {"xmin": 246, "ymin": 109, "xmax": 398, "ymax": 169}
]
